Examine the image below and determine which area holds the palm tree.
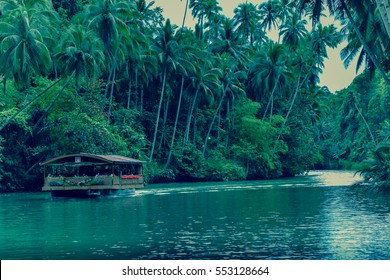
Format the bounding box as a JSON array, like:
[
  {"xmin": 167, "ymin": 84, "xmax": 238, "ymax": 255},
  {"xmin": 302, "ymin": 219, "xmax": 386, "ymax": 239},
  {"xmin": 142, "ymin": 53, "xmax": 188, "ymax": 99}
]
[
  {"xmin": 211, "ymin": 17, "xmax": 248, "ymax": 65},
  {"xmin": 189, "ymin": 0, "xmax": 221, "ymax": 33},
  {"xmin": 33, "ymin": 24, "xmax": 106, "ymax": 132},
  {"xmin": 136, "ymin": 0, "xmax": 156, "ymax": 28},
  {"xmin": 202, "ymin": 54, "xmax": 246, "ymax": 156},
  {"xmin": 233, "ymin": 1, "xmax": 259, "ymax": 45},
  {"xmin": 54, "ymin": 24, "xmax": 105, "ymax": 90},
  {"xmin": 258, "ymin": 0, "xmax": 282, "ymax": 31},
  {"xmin": 83, "ymin": 0, "xmax": 133, "ymax": 53},
  {"xmin": 279, "ymin": 13, "xmax": 308, "ymax": 49},
  {"xmin": 150, "ymin": 19, "xmax": 188, "ymax": 160},
  {"xmin": 340, "ymin": 3, "xmax": 389, "ymax": 78},
  {"xmin": 309, "ymin": 23, "xmax": 341, "ymax": 68},
  {"xmin": 82, "ymin": 0, "xmax": 135, "ymax": 110},
  {"xmin": 183, "ymin": 56, "xmax": 222, "ymax": 146},
  {"xmin": 164, "ymin": 29, "xmax": 198, "ymax": 168},
  {"xmin": 0, "ymin": 2, "xmax": 54, "ymax": 90},
  {"xmin": 358, "ymin": 142, "xmax": 390, "ymax": 191},
  {"xmin": 298, "ymin": 0, "xmax": 390, "ymax": 85},
  {"xmin": 248, "ymin": 42, "xmax": 289, "ymax": 121}
]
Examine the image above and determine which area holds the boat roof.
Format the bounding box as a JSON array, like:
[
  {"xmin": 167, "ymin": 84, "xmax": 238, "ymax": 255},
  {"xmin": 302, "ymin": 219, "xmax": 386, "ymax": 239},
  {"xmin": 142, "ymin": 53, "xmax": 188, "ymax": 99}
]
[{"xmin": 40, "ymin": 153, "xmax": 144, "ymax": 166}]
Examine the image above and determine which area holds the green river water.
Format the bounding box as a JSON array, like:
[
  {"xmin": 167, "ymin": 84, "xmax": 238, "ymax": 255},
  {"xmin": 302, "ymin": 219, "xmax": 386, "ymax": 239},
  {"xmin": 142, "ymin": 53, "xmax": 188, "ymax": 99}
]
[{"xmin": 1, "ymin": 171, "xmax": 390, "ymax": 260}]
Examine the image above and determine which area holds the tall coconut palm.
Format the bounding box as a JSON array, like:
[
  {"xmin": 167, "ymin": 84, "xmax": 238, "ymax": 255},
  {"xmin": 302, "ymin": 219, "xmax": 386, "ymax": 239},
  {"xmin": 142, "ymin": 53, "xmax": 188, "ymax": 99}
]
[
  {"xmin": 202, "ymin": 54, "xmax": 246, "ymax": 156},
  {"xmin": 33, "ymin": 24, "xmax": 105, "ymax": 132},
  {"xmin": 0, "ymin": 2, "xmax": 54, "ymax": 90},
  {"xmin": 164, "ymin": 33, "xmax": 198, "ymax": 168},
  {"xmin": 136, "ymin": 0, "xmax": 156, "ymax": 28},
  {"xmin": 211, "ymin": 17, "xmax": 248, "ymax": 65},
  {"xmin": 279, "ymin": 13, "xmax": 308, "ymax": 49},
  {"xmin": 54, "ymin": 24, "xmax": 105, "ymax": 90},
  {"xmin": 309, "ymin": 23, "xmax": 341, "ymax": 68},
  {"xmin": 83, "ymin": 0, "xmax": 133, "ymax": 53},
  {"xmin": 189, "ymin": 0, "xmax": 221, "ymax": 33},
  {"xmin": 150, "ymin": 19, "xmax": 188, "ymax": 160},
  {"xmin": 340, "ymin": 3, "xmax": 389, "ymax": 78},
  {"xmin": 233, "ymin": 1, "xmax": 259, "ymax": 45},
  {"xmin": 258, "ymin": 0, "xmax": 282, "ymax": 31},
  {"xmin": 249, "ymin": 42, "xmax": 289, "ymax": 121},
  {"xmin": 82, "ymin": 0, "xmax": 135, "ymax": 109},
  {"xmin": 183, "ymin": 56, "xmax": 222, "ymax": 146}
]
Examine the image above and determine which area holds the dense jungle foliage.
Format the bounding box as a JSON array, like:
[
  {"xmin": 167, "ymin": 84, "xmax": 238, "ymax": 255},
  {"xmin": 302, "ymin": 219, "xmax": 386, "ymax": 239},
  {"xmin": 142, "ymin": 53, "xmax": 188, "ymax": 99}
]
[{"xmin": 0, "ymin": 0, "xmax": 389, "ymax": 191}]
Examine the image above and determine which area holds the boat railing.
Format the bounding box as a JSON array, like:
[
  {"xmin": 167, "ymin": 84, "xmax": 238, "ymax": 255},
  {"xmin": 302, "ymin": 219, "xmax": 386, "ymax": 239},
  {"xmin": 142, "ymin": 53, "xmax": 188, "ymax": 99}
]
[{"xmin": 45, "ymin": 174, "xmax": 143, "ymax": 187}]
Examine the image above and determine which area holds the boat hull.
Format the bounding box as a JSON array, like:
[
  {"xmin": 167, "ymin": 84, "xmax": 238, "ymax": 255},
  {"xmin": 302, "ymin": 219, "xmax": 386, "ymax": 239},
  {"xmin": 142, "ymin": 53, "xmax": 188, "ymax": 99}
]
[{"xmin": 50, "ymin": 188, "xmax": 135, "ymax": 198}]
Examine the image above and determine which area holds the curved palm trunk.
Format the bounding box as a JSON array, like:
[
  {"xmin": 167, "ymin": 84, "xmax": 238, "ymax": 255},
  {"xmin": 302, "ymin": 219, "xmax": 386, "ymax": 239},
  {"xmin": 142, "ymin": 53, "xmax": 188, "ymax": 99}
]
[
  {"xmin": 274, "ymin": 71, "xmax": 307, "ymax": 146},
  {"xmin": 127, "ymin": 77, "xmax": 132, "ymax": 110},
  {"xmin": 140, "ymin": 84, "xmax": 144, "ymax": 115},
  {"xmin": 103, "ymin": 63, "xmax": 114, "ymax": 103},
  {"xmin": 0, "ymin": 78, "xmax": 63, "ymax": 132},
  {"xmin": 354, "ymin": 103, "xmax": 376, "ymax": 144},
  {"xmin": 33, "ymin": 73, "xmax": 74, "ymax": 132},
  {"xmin": 107, "ymin": 64, "xmax": 117, "ymax": 119},
  {"xmin": 182, "ymin": 0, "xmax": 189, "ymax": 28},
  {"xmin": 150, "ymin": 67, "xmax": 167, "ymax": 160},
  {"xmin": 341, "ymin": 0, "xmax": 390, "ymax": 86},
  {"xmin": 183, "ymin": 84, "xmax": 200, "ymax": 146},
  {"xmin": 3, "ymin": 78, "xmax": 6, "ymax": 95},
  {"xmin": 262, "ymin": 73, "xmax": 280, "ymax": 121},
  {"xmin": 284, "ymin": 72, "xmax": 303, "ymax": 124},
  {"xmin": 165, "ymin": 76, "xmax": 185, "ymax": 169},
  {"xmin": 202, "ymin": 90, "xmax": 226, "ymax": 156},
  {"xmin": 158, "ymin": 95, "xmax": 170, "ymax": 151}
]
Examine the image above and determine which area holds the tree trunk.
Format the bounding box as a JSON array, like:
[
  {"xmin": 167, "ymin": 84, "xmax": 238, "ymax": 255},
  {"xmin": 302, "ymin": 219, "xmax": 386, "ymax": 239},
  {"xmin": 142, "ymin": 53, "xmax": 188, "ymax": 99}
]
[
  {"xmin": 263, "ymin": 73, "xmax": 280, "ymax": 121},
  {"xmin": 0, "ymin": 78, "xmax": 63, "ymax": 132},
  {"xmin": 226, "ymin": 99, "xmax": 230, "ymax": 148},
  {"xmin": 284, "ymin": 72, "xmax": 302, "ymax": 124},
  {"xmin": 165, "ymin": 76, "xmax": 185, "ymax": 169},
  {"xmin": 158, "ymin": 95, "xmax": 170, "ymax": 151},
  {"xmin": 103, "ymin": 63, "xmax": 114, "ymax": 104},
  {"xmin": 3, "ymin": 77, "xmax": 6, "ymax": 95},
  {"xmin": 127, "ymin": 76, "xmax": 132, "ymax": 110},
  {"xmin": 33, "ymin": 73, "xmax": 74, "ymax": 132},
  {"xmin": 135, "ymin": 67, "xmax": 139, "ymax": 109},
  {"xmin": 274, "ymin": 71, "xmax": 306, "ymax": 146},
  {"xmin": 341, "ymin": 0, "xmax": 390, "ymax": 86},
  {"xmin": 140, "ymin": 84, "xmax": 144, "ymax": 117},
  {"xmin": 183, "ymin": 84, "xmax": 200, "ymax": 146},
  {"xmin": 355, "ymin": 102, "xmax": 376, "ymax": 144},
  {"xmin": 107, "ymin": 63, "xmax": 117, "ymax": 120},
  {"xmin": 217, "ymin": 109, "xmax": 221, "ymax": 140},
  {"xmin": 150, "ymin": 67, "xmax": 167, "ymax": 160},
  {"xmin": 140, "ymin": 84, "xmax": 144, "ymax": 116},
  {"xmin": 182, "ymin": 0, "xmax": 189, "ymax": 28},
  {"xmin": 202, "ymin": 90, "xmax": 226, "ymax": 156}
]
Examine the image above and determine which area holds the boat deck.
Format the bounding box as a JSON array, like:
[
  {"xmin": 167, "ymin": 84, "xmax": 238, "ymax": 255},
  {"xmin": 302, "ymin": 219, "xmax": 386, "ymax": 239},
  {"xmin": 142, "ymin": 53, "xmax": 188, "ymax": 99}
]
[{"xmin": 42, "ymin": 175, "xmax": 144, "ymax": 191}]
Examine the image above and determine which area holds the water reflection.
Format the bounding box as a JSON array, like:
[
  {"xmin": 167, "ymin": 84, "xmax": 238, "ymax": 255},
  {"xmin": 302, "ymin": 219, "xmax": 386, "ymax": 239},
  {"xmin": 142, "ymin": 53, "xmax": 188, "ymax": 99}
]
[{"xmin": 0, "ymin": 171, "xmax": 389, "ymax": 260}]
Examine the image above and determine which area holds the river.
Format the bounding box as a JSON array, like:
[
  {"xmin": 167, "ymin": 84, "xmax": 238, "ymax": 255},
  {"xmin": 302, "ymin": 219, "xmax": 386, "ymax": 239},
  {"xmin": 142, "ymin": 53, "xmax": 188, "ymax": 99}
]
[{"xmin": 1, "ymin": 171, "xmax": 390, "ymax": 260}]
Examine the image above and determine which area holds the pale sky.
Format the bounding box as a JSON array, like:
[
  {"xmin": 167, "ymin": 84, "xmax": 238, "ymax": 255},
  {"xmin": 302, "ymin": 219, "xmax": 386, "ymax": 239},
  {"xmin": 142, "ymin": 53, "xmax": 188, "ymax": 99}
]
[{"xmin": 152, "ymin": 0, "xmax": 360, "ymax": 92}]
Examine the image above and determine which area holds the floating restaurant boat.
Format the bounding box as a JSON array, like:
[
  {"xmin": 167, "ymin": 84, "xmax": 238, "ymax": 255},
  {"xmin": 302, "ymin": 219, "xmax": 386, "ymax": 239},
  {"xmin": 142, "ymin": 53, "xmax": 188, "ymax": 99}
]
[{"xmin": 40, "ymin": 153, "xmax": 145, "ymax": 197}]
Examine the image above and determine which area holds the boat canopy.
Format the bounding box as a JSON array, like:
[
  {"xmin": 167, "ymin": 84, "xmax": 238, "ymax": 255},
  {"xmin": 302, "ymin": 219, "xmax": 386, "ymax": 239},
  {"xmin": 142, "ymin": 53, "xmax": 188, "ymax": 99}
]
[{"xmin": 40, "ymin": 153, "xmax": 144, "ymax": 166}]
